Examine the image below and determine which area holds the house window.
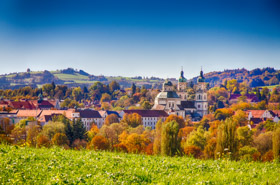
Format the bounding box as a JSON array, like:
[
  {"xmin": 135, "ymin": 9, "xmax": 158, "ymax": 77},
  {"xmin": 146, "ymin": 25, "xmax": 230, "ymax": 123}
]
[{"xmin": 198, "ymin": 105, "xmax": 201, "ymax": 109}]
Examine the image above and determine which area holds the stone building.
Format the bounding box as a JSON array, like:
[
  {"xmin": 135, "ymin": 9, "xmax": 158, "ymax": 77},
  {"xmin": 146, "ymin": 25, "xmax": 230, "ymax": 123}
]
[{"xmin": 152, "ymin": 68, "xmax": 208, "ymax": 120}]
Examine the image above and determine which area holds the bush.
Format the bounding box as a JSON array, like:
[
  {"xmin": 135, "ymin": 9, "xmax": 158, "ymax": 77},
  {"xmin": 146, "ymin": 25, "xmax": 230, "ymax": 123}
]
[
  {"xmin": 113, "ymin": 143, "xmax": 127, "ymax": 153},
  {"xmin": 52, "ymin": 133, "xmax": 69, "ymax": 147},
  {"xmin": 239, "ymin": 146, "xmax": 258, "ymax": 161},
  {"xmin": 72, "ymin": 139, "xmax": 87, "ymax": 150},
  {"xmin": 0, "ymin": 134, "xmax": 12, "ymax": 144},
  {"xmin": 262, "ymin": 150, "xmax": 274, "ymax": 162},
  {"xmin": 37, "ymin": 134, "xmax": 51, "ymax": 148},
  {"xmin": 184, "ymin": 145, "xmax": 203, "ymax": 158}
]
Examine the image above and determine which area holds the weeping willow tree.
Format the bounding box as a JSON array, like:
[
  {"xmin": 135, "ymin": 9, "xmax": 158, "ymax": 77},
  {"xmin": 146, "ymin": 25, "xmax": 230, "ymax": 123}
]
[
  {"xmin": 161, "ymin": 120, "xmax": 181, "ymax": 156},
  {"xmin": 215, "ymin": 118, "xmax": 238, "ymax": 160},
  {"xmin": 273, "ymin": 127, "xmax": 280, "ymax": 160}
]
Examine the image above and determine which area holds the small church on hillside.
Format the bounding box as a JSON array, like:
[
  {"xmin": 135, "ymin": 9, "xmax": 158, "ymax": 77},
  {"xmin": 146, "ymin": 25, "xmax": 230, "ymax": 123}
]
[{"xmin": 152, "ymin": 68, "xmax": 208, "ymax": 121}]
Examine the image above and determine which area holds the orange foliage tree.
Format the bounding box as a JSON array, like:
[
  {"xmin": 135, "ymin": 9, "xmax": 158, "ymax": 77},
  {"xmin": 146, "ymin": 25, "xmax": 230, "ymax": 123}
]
[
  {"xmin": 88, "ymin": 135, "xmax": 109, "ymax": 150},
  {"xmin": 164, "ymin": 115, "xmax": 185, "ymax": 129},
  {"xmin": 122, "ymin": 113, "xmax": 142, "ymax": 128},
  {"xmin": 104, "ymin": 114, "xmax": 120, "ymax": 125}
]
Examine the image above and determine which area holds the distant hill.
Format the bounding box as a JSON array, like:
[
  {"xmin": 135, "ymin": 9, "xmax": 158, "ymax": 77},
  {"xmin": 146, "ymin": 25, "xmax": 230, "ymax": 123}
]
[
  {"xmin": 0, "ymin": 68, "xmax": 166, "ymax": 89},
  {"xmin": 0, "ymin": 67, "xmax": 279, "ymax": 89},
  {"xmin": 192, "ymin": 67, "xmax": 280, "ymax": 88}
]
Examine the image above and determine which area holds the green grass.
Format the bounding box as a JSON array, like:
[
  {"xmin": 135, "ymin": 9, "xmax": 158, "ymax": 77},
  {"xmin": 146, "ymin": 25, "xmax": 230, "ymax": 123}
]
[
  {"xmin": 53, "ymin": 73, "xmax": 89, "ymax": 81},
  {"xmin": 1, "ymin": 145, "xmax": 280, "ymax": 184}
]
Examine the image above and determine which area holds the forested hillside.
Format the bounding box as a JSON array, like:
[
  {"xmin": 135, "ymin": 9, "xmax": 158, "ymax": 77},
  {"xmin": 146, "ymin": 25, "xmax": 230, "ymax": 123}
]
[
  {"xmin": 192, "ymin": 67, "xmax": 280, "ymax": 87},
  {"xmin": 0, "ymin": 67, "xmax": 279, "ymax": 89}
]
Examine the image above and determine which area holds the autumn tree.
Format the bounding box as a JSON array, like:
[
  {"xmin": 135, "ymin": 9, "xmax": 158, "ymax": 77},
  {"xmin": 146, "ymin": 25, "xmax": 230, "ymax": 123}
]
[
  {"xmin": 161, "ymin": 120, "xmax": 180, "ymax": 156},
  {"xmin": 185, "ymin": 126, "xmax": 207, "ymax": 150},
  {"xmin": 87, "ymin": 124, "xmax": 99, "ymax": 141},
  {"xmin": 36, "ymin": 134, "xmax": 51, "ymax": 148},
  {"xmin": 153, "ymin": 119, "xmax": 162, "ymax": 155},
  {"xmin": 164, "ymin": 114, "xmax": 185, "ymax": 129},
  {"xmin": 122, "ymin": 113, "xmax": 142, "ymax": 128},
  {"xmin": 42, "ymin": 121, "xmax": 65, "ymax": 140},
  {"xmin": 204, "ymin": 138, "xmax": 217, "ymax": 159},
  {"xmin": 215, "ymin": 118, "xmax": 238, "ymax": 159},
  {"xmin": 52, "ymin": 133, "xmax": 69, "ymax": 146},
  {"xmin": 88, "ymin": 135, "xmax": 109, "ymax": 150},
  {"xmin": 100, "ymin": 93, "xmax": 111, "ymax": 103},
  {"xmin": 26, "ymin": 123, "xmax": 41, "ymax": 147},
  {"xmin": 104, "ymin": 114, "xmax": 119, "ymax": 125},
  {"xmin": 253, "ymin": 132, "xmax": 273, "ymax": 155},
  {"xmin": 122, "ymin": 133, "xmax": 150, "ymax": 153},
  {"xmin": 273, "ymin": 127, "xmax": 280, "ymax": 160},
  {"xmin": 236, "ymin": 126, "xmax": 253, "ymax": 147},
  {"xmin": 109, "ymin": 80, "xmax": 120, "ymax": 94}
]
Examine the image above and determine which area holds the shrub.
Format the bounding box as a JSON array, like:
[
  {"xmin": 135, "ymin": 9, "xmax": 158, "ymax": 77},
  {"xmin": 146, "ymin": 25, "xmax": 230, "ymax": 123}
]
[
  {"xmin": 262, "ymin": 150, "xmax": 274, "ymax": 162},
  {"xmin": 37, "ymin": 134, "xmax": 51, "ymax": 148},
  {"xmin": 52, "ymin": 133, "xmax": 69, "ymax": 146},
  {"xmin": 239, "ymin": 146, "xmax": 258, "ymax": 161},
  {"xmin": 184, "ymin": 145, "xmax": 203, "ymax": 158},
  {"xmin": 113, "ymin": 143, "xmax": 127, "ymax": 153},
  {"xmin": 72, "ymin": 139, "xmax": 87, "ymax": 150},
  {"xmin": 0, "ymin": 134, "xmax": 12, "ymax": 144}
]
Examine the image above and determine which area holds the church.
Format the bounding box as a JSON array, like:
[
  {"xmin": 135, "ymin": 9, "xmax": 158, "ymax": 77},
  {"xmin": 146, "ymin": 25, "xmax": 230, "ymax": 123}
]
[{"xmin": 152, "ymin": 68, "xmax": 208, "ymax": 121}]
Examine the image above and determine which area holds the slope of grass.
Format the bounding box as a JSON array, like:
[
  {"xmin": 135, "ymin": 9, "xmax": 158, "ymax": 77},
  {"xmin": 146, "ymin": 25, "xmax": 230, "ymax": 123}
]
[
  {"xmin": 0, "ymin": 145, "xmax": 280, "ymax": 184},
  {"xmin": 52, "ymin": 73, "xmax": 89, "ymax": 81}
]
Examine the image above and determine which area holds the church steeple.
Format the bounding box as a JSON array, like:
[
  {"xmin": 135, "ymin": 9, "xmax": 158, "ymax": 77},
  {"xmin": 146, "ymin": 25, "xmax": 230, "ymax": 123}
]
[
  {"xmin": 197, "ymin": 67, "xmax": 205, "ymax": 83},
  {"xmin": 179, "ymin": 66, "xmax": 187, "ymax": 82}
]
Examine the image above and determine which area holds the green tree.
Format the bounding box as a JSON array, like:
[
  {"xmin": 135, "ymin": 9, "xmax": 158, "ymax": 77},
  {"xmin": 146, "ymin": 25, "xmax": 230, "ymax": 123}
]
[
  {"xmin": 131, "ymin": 83, "xmax": 136, "ymax": 95},
  {"xmin": 215, "ymin": 118, "xmax": 238, "ymax": 159},
  {"xmin": 72, "ymin": 119, "xmax": 86, "ymax": 141},
  {"xmin": 161, "ymin": 120, "xmax": 180, "ymax": 156},
  {"xmin": 72, "ymin": 87, "xmax": 82, "ymax": 101},
  {"xmin": 153, "ymin": 119, "xmax": 162, "ymax": 155},
  {"xmin": 273, "ymin": 127, "xmax": 280, "ymax": 160},
  {"xmin": 185, "ymin": 126, "xmax": 207, "ymax": 150},
  {"xmin": 42, "ymin": 121, "xmax": 65, "ymax": 140},
  {"xmin": 236, "ymin": 126, "xmax": 253, "ymax": 147},
  {"xmin": 109, "ymin": 80, "xmax": 120, "ymax": 93}
]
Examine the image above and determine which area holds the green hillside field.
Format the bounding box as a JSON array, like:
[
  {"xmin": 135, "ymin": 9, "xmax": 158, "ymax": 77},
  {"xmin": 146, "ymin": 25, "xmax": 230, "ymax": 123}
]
[{"xmin": 0, "ymin": 145, "xmax": 280, "ymax": 184}]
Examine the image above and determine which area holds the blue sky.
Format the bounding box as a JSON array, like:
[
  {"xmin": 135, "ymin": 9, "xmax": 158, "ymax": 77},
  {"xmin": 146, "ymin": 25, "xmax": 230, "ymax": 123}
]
[{"xmin": 0, "ymin": 0, "xmax": 280, "ymax": 78}]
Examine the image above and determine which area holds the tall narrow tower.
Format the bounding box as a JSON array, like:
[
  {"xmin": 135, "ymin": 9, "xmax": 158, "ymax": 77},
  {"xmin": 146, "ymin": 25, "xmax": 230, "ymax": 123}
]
[
  {"xmin": 177, "ymin": 67, "xmax": 188, "ymax": 100},
  {"xmin": 195, "ymin": 68, "xmax": 208, "ymax": 116}
]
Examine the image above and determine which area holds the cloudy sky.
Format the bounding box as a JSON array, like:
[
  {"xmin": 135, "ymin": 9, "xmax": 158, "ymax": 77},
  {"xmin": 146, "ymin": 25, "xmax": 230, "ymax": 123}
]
[{"xmin": 0, "ymin": 0, "xmax": 280, "ymax": 78}]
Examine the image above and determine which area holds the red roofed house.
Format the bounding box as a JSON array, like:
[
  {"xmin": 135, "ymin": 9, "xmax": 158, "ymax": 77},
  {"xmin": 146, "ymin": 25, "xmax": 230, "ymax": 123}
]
[{"xmin": 120, "ymin": 110, "xmax": 169, "ymax": 129}]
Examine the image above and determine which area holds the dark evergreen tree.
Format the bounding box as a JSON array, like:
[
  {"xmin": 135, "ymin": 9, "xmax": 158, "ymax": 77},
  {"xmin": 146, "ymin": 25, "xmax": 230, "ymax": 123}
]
[
  {"xmin": 131, "ymin": 83, "xmax": 136, "ymax": 95},
  {"xmin": 65, "ymin": 122, "xmax": 74, "ymax": 145},
  {"xmin": 72, "ymin": 118, "xmax": 86, "ymax": 141}
]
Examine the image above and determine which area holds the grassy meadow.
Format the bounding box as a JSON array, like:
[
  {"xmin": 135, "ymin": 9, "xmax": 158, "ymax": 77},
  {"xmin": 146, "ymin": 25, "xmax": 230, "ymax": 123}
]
[{"xmin": 0, "ymin": 145, "xmax": 280, "ymax": 184}]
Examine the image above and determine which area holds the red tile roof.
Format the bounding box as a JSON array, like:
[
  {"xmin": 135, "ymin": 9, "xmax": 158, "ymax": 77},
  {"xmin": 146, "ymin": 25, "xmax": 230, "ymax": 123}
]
[
  {"xmin": 247, "ymin": 110, "xmax": 266, "ymax": 118},
  {"xmin": 9, "ymin": 101, "xmax": 35, "ymax": 109}
]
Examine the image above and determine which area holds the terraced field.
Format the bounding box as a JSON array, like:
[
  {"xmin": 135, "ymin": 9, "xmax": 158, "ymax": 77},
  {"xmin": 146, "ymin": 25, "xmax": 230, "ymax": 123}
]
[{"xmin": 0, "ymin": 145, "xmax": 280, "ymax": 184}]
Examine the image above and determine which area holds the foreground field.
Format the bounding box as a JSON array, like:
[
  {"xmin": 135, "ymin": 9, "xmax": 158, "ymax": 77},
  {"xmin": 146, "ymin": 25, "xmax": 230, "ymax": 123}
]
[{"xmin": 0, "ymin": 145, "xmax": 279, "ymax": 184}]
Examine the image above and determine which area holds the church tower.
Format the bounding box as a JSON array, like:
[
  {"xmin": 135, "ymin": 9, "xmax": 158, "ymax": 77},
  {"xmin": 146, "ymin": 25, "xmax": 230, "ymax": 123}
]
[
  {"xmin": 195, "ymin": 68, "xmax": 208, "ymax": 116},
  {"xmin": 177, "ymin": 67, "xmax": 188, "ymax": 100}
]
